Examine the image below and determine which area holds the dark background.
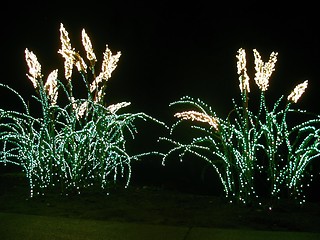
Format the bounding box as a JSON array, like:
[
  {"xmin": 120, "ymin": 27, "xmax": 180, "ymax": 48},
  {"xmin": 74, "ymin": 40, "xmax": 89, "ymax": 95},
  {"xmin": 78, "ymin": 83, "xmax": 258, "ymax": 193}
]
[{"xmin": 1, "ymin": 1, "xmax": 320, "ymax": 197}]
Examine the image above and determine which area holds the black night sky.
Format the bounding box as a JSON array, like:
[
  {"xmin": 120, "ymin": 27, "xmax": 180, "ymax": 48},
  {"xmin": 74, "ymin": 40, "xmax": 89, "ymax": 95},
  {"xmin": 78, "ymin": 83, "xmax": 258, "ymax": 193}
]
[
  {"xmin": 1, "ymin": 1, "xmax": 320, "ymax": 193},
  {"xmin": 2, "ymin": 2, "xmax": 320, "ymax": 116}
]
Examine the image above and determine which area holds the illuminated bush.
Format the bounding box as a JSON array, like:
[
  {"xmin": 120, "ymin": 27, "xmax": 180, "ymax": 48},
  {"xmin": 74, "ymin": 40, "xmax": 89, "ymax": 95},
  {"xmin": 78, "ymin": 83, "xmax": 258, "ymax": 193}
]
[
  {"xmin": 0, "ymin": 23, "xmax": 166, "ymax": 197},
  {"xmin": 160, "ymin": 48, "xmax": 320, "ymax": 206}
]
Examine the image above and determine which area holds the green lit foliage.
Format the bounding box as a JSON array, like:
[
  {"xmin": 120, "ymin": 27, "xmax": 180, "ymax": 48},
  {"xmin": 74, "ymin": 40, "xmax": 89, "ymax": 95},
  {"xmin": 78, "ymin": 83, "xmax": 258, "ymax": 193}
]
[
  {"xmin": 0, "ymin": 23, "xmax": 166, "ymax": 197},
  {"xmin": 160, "ymin": 48, "xmax": 320, "ymax": 205}
]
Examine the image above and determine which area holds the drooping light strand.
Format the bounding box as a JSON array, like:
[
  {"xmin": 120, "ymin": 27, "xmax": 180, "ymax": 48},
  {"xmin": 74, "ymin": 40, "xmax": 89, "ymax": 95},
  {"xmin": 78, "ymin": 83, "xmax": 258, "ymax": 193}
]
[
  {"xmin": 0, "ymin": 23, "xmax": 167, "ymax": 198},
  {"xmin": 174, "ymin": 110, "xmax": 219, "ymax": 131},
  {"xmin": 160, "ymin": 48, "xmax": 320, "ymax": 206},
  {"xmin": 287, "ymin": 80, "xmax": 308, "ymax": 103},
  {"xmin": 107, "ymin": 102, "xmax": 131, "ymax": 114}
]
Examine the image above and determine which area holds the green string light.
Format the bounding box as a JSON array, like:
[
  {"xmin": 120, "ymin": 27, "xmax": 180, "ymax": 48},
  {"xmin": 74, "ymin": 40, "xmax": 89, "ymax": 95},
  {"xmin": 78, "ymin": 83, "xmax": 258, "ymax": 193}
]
[
  {"xmin": 160, "ymin": 49, "xmax": 320, "ymax": 206},
  {"xmin": 0, "ymin": 23, "xmax": 166, "ymax": 197}
]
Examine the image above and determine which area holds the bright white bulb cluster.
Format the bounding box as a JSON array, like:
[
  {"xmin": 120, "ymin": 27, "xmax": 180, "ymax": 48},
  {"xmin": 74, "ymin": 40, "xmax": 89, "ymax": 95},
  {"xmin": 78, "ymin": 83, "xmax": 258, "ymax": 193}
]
[
  {"xmin": 161, "ymin": 49, "xmax": 319, "ymax": 206},
  {"xmin": 0, "ymin": 23, "xmax": 166, "ymax": 197}
]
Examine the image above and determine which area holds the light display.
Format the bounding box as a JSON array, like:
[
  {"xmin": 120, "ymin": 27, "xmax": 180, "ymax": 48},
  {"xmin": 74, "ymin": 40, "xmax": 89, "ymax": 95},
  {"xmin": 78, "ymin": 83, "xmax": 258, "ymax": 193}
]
[
  {"xmin": 0, "ymin": 23, "xmax": 166, "ymax": 197},
  {"xmin": 160, "ymin": 48, "xmax": 320, "ymax": 206}
]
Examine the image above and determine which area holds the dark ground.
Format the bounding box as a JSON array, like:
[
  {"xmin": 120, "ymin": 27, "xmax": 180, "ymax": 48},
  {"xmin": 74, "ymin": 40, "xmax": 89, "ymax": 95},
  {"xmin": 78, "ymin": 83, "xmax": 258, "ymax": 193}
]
[{"xmin": 1, "ymin": 169, "xmax": 320, "ymax": 234}]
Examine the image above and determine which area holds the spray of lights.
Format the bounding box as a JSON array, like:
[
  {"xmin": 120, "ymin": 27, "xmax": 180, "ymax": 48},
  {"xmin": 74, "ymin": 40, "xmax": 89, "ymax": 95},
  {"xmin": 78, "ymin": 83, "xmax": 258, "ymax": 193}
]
[
  {"xmin": 0, "ymin": 23, "xmax": 166, "ymax": 197},
  {"xmin": 159, "ymin": 48, "xmax": 320, "ymax": 206}
]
